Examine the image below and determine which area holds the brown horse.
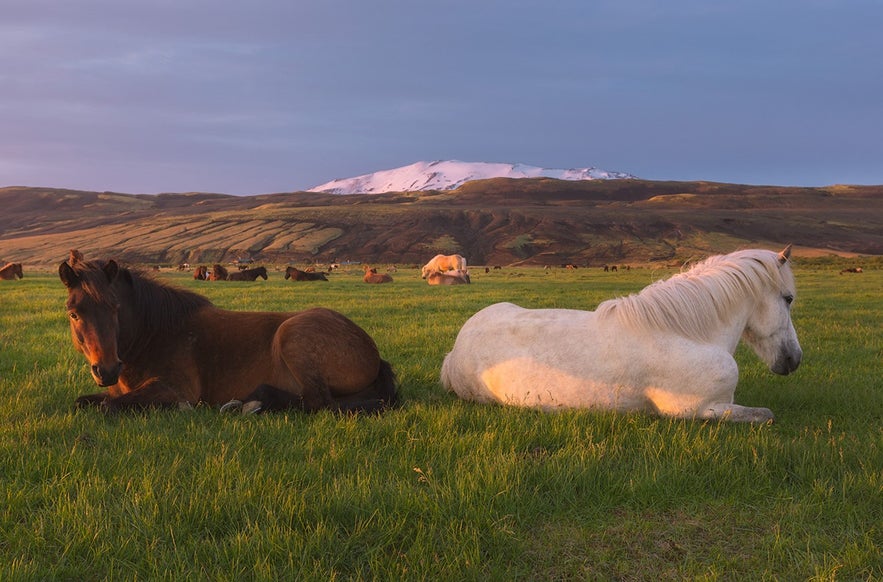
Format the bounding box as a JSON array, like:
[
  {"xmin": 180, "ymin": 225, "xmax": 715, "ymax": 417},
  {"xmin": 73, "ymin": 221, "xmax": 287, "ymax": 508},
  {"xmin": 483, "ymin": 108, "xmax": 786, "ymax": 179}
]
[
  {"xmin": 426, "ymin": 269, "xmax": 471, "ymax": 285},
  {"xmin": 0, "ymin": 262, "xmax": 23, "ymax": 280},
  {"xmin": 58, "ymin": 250, "xmax": 397, "ymax": 414},
  {"xmin": 284, "ymin": 266, "xmax": 328, "ymax": 281},
  {"xmin": 363, "ymin": 266, "xmax": 393, "ymax": 284},
  {"xmin": 209, "ymin": 264, "xmax": 229, "ymax": 281},
  {"xmin": 227, "ymin": 266, "xmax": 268, "ymax": 281},
  {"xmin": 193, "ymin": 265, "xmax": 208, "ymax": 280}
]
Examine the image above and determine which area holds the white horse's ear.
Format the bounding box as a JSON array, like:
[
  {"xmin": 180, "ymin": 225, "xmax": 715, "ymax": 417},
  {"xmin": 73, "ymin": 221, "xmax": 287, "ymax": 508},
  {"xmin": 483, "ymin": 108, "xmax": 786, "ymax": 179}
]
[{"xmin": 778, "ymin": 244, "xmax": 793, "ymax": 264}]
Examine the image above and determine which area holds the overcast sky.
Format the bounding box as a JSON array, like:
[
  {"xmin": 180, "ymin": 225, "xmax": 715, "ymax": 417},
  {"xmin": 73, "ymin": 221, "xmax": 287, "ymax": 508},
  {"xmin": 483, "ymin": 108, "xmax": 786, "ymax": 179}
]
[{"xmin": 2, "ymin": 0, "xmax": 881, "ymax": 195}]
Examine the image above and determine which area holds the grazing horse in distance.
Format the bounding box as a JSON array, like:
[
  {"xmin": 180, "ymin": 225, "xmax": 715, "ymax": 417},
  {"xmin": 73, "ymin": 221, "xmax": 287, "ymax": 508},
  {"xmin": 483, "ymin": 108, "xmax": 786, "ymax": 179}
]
[
  {"xmin": 284, "ymin": 266, "xmax": 328, "ymax": 281},
  {"xmin": 193, "ymin": 265, "xmax": 208, "ymax": 280},
  {"xmin": 0, "ymin": 262, "xmax": 23, "ymax": 280},
  {"xmin": 209, "ymin": 264, "xmax": 228, "ymax": 281},
  {"xmin": 227, "ymin": 266, "xmax": 268, "ymax": 281},
  {"xmin": 426, "ymin": 269, "xmax": 470, "ymax": 285},
  {"xmin": 363, "ymin": 267, "xmax": 393, "ymax": 284},
  {"xmin": 840, "ymin": 267, "xmax": 863, "ymax": 274},
  {"xmin": 421, "ymin": 254, "xmax": 467, "ymax": 279},
  {"xmin": 441, "ymin": 246, "xmax": 802, "ymax": 423},
  {"xmin": 58, "ymin": 250, "xmax": 397, "ymax": 414}
]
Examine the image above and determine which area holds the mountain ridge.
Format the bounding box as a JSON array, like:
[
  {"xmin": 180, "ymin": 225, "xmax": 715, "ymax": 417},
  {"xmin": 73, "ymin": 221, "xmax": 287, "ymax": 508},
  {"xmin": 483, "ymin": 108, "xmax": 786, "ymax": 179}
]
[
  {"xmin": 308, "ymin": 160, "xmax": 637, "ymax": 194},
  {"xmin": 1, "ymin": 179, "xmax": 880, "ymax": 268}
]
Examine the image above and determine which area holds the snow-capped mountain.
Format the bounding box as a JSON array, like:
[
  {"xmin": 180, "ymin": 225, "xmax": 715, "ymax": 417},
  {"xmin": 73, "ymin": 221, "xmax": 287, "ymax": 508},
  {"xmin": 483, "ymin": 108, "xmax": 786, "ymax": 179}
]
[{"xmin": 308, "ymin": 160, "xmax": 636, "ymax": 194}]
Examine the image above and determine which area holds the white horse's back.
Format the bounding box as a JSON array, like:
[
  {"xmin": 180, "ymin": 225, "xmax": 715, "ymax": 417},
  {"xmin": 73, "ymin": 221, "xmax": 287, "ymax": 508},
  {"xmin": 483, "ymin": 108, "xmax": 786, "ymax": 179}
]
[
  {"xmin": 441, "ymin": 303, "xmax": 630, "ymax": 409},
  {"xmin": 441, "ymin": 302, "xmax": 711, "ymax": 412}
]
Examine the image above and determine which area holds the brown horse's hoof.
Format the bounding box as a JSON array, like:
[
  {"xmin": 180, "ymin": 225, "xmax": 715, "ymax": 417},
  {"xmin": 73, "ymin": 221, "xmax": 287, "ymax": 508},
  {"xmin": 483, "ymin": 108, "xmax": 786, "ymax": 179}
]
[
  {"xmin": 241, "ymin": 400, "xmax": 263, "ymax": 414},
  {"xmin": 219, "ymin": 400, "xmax": 243, "ymax": 413}
]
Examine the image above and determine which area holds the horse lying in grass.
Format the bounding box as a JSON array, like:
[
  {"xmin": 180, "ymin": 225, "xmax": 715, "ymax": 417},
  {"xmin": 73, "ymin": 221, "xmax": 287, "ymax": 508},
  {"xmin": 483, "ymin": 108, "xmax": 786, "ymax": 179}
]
[
  {"xmin": 284, "ymin": 266, "xmax": 328, "ymax": 281},
  {"xmin": 227, "ymin": 266, "xmax": 268, "ymax": 281},
  {"xmin": 59, "ymin": 250, "xmax": 397, "ymax": 414},
  {"xmin": 441, "ymin": 246, "xmax": 801, "ymax": 423},
  {"xmin": 363, "ymin": 267, "xmax": 393, "ymax": 284},
  {"xmin": 421, "ymin": 254, "xmax": 466, "ymax": 279},
  {"xmin": 209, "ymin": 264, "xmax": 228, "ymax": 281},
  {"xmin": 0, "ymin": 262, "xmax": 23, "ymax": 280},
  {"xmin": 426, "ymin": 269, "xmax": 470, "ymax": 285}
]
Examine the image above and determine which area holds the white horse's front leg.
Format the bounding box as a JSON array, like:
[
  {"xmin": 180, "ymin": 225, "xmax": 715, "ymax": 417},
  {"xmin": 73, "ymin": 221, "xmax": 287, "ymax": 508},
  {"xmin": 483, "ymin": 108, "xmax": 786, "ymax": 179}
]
[{"xmin": 700, "ymin": 403, "xmax": 775, "ymax": 423}]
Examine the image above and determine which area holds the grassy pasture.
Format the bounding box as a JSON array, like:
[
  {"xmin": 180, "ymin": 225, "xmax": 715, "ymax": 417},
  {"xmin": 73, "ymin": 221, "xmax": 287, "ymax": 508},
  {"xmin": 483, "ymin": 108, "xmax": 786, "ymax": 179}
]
[{"xmin": 0, "ymin": 262, "xmax": 880, "ymax": 580}]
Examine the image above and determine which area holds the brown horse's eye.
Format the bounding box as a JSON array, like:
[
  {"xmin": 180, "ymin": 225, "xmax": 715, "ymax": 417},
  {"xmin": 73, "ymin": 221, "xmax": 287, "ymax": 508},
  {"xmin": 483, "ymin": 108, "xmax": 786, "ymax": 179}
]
[{"xmin": 69, "ymin": 311, "xmax": 79, "ymax": 321}]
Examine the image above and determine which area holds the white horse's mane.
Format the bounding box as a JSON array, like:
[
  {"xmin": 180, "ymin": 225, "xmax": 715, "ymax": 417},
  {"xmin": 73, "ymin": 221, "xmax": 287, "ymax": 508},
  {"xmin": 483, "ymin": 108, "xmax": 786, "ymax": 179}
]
[{"xmin": 596, "ymin": 249, "xmax": 791, "ymax": 341}]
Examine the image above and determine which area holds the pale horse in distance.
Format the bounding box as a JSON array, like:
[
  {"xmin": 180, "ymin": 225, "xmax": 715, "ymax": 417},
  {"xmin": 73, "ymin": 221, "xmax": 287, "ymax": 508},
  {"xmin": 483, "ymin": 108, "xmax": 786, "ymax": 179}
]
[
  {"xmin": 421, "ymin": 254, "xmax": 466, "ymax": 279},
  {"xmin": 440, "ymin": 246, "xmax": 802, "ymax": 423},
  {"xmin": 426, "ymin": 269, "xmax": 471, "ymax": 285}
]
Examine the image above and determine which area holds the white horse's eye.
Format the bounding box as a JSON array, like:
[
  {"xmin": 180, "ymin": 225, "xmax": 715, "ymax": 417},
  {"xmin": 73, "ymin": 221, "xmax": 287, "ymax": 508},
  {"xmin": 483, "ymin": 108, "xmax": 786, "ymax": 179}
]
[{"xmin": 784, "ymin": 294, "xmax": 794, "ymax": 305}]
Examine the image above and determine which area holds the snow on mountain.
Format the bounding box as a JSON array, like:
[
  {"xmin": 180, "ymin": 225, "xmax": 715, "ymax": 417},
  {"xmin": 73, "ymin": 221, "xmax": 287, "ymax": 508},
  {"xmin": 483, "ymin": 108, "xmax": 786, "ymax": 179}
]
[{"xmin": 307, "ymin": 160, "xmax": 636, "ymax": 194}]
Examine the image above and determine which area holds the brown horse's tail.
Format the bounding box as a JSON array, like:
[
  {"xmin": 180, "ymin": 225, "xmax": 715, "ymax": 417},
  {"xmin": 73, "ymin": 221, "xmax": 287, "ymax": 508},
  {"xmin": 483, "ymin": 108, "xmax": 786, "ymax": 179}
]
[
  {"xmin": 373, "ymin": 358, "xmax": 398, "ymax": 408},
  {"xmin": 335, "ymin": 358, "xmax": 398, "ymax": 414}
]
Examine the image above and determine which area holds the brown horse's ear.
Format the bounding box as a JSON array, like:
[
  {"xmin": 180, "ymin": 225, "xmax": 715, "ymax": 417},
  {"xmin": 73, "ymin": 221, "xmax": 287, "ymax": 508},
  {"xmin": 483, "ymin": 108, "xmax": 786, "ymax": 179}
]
[
  {"xmin": 70, "ymin": 249, "xmax": 85, "ymax": 265},
  {"xmin": 59, "ymin": 261, "xmax": 79, "ymax": 288},
  {"xmin": 778, "ymin": 244, "xmax": 793, "ymax": 265},
  {"xmin": 103, "ymin": 260, "xmax": 120, "ymax": 282}
]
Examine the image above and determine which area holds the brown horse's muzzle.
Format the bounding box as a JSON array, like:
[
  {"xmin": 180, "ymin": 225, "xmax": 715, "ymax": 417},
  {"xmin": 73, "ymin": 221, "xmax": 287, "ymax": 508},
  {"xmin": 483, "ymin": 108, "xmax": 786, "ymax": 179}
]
[{"xmin": 91, "ymin": 361, "xmax": 123, "ymax": 387}]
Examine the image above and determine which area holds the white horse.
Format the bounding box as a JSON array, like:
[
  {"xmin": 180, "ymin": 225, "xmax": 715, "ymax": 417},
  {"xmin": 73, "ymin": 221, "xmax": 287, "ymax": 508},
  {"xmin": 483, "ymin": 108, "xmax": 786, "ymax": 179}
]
[
  {"xmin": 440, "ymin": 246, "xmax": 802, "ymax": 423},
  {"xmin": 421, "ymin": 254, "xmax": 466, "ymax": 279}
]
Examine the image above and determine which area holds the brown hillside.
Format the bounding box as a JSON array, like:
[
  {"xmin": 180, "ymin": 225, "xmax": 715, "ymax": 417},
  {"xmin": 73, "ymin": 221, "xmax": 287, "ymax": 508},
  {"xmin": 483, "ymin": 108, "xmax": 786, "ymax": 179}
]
[{"xmin": 0, "ymin": 180, "xmax": 880, "ymax": 267}]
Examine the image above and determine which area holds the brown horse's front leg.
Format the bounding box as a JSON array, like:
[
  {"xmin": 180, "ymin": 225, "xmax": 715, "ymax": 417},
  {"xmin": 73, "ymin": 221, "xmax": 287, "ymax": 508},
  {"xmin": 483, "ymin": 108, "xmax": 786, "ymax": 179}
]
[
  {"xmin": 75, "ymin": 392, "xmax": 112, "ymax": 409},
  {"xmin": 98, "ymin": 380, "xmax": 187, "ymax": 414}
]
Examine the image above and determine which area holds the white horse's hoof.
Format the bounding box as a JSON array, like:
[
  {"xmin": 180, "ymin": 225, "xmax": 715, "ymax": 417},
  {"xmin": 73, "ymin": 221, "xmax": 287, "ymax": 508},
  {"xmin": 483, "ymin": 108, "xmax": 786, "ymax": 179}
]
[
  {"xmin": 751, "ymin": 408, "xmax": 775, "ymax": 424},
  {"xmin": 219, "ymin": 400, "xmax": 243, "ymax": 413}
]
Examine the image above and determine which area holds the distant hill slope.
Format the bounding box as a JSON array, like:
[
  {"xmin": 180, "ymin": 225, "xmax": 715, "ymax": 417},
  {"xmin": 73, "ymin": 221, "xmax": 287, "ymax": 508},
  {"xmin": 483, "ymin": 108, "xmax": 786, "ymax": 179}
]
[{"xmin": 1, "ymin": 179, "xmax": 880, "ymax": 268}]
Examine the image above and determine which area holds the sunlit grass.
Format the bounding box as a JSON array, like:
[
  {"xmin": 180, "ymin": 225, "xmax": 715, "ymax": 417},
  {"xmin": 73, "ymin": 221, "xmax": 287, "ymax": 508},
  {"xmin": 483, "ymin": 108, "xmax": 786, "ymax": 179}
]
[{"xmin": 0, "ymin": 263, "xmax": 880, "ymax": 579}]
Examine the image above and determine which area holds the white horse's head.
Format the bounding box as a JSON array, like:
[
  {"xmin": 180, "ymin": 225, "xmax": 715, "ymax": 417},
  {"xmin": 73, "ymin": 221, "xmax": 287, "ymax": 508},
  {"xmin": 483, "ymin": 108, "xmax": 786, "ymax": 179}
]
[{"xmin": 740, "ymin": 245, "xmax": 803, "ymax": 375}]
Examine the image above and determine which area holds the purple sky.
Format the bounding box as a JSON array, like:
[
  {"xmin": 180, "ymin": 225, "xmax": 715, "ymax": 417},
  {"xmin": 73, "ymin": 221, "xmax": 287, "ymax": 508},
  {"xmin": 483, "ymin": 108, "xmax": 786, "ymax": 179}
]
[{"xmin": 2, "ymin": 0, "xmax": 882, "ymax": 195}]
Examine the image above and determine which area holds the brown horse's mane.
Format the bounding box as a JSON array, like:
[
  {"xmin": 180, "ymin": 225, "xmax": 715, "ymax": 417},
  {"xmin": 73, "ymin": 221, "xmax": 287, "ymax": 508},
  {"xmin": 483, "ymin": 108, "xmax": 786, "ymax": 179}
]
[{"xmin": 74, "ymin": 259, "xmax": 212, "ymax": 343}]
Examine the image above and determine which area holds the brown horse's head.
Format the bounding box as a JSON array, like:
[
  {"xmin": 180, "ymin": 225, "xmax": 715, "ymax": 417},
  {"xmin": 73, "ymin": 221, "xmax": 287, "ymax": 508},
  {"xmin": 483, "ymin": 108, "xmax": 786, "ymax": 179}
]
[{"xmin": 58, "ymin": 250, "xmax": 124, "ymax": 387}]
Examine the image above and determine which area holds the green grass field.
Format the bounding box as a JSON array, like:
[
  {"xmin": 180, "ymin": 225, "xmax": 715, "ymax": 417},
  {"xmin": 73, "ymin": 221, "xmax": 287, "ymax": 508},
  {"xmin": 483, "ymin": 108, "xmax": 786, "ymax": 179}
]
[{"xmin": 1, "ymin": 262, "xmax": 880, "ymax": 580}]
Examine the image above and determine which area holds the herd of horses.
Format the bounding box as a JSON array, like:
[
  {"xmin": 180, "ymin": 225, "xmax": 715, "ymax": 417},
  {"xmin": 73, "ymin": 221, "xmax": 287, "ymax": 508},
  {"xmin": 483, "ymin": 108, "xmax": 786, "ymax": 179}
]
[
  {"xmin": 3, "ymin": 248, "xmax": 807, "ymax": 423},
  {"xmin": 192, "ymin": 264, "xmax": 269, "ymax": 281},
  {"xmin": 46, "ymin": 252, "xmax": 474, "ymax": 415},
  {"xmin": 184, "ymin": 253, "xmax": 472, "ymax": 286}
]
